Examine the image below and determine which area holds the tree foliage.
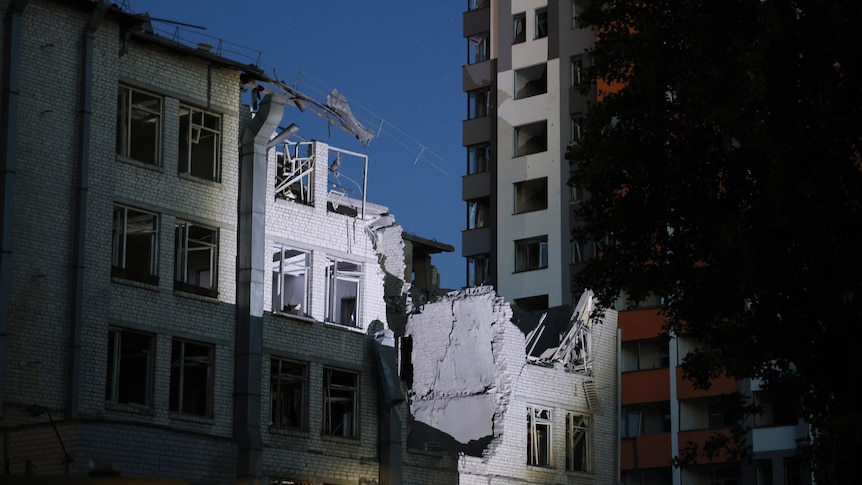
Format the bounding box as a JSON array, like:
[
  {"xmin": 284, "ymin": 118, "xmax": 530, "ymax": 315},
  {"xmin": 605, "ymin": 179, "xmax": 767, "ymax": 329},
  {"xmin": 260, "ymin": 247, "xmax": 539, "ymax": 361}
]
[{"xmin": 570, "ymin": 0, "xmax": 862, "ymax": 482}]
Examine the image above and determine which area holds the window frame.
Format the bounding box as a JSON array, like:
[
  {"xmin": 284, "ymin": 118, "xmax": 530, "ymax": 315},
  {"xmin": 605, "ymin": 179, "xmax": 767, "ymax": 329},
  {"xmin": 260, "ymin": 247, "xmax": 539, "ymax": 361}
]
[
  {"xmin": 467, "ymin": 143, "xmax": 491, "ymax": 174},
  {"xmin": 467, "ymin": 254, "xmax": 490, "ymax": 287},
  {"xmin": 325, "ymin": 257, "xmax": 362, "ymax": 327},
  {"xmin": 515, "ymin": 64, "xmax": 548, "ymax": 100},
  {"xmin": 535, "ymin": 7, "xmax": 549, "ymax": 39},
  {"xmin": 513, "ymin": 121, "xmax": 548, "ymax": 157},
  {"xmin": 467, "ymin": 87, "xmax": 491, "ymax": 120},
  {"xmin": 527, "ymin": 405, "xmax": 553, "ymax": 467},
  {"xmin": 468, "ymin": 32, "xmax": 490, "ymax": 64},
  {"xmin": 514, "ymin": 177, "xmax": 548, "ymax": 214},
  {"xmin": 323, "ymin": 367, "xmax": 359, "ymax": 438},
  {"xmin": 179, "ymin": 104, "xmax": 222, "ymax": 182},
  {"xmin": 106, "ymin": 327, "xmax": 154, "ymax": 408},
  {"xmin": 571, "ymin": 114, "xmax": 583, "ymax": 144},
  {"xmin": 272, "ymin": 245, "xmax": 310, "ymax": 316},
  {"xmin": 566, "ymin": 412, "xmax": 591, "ymax": 472},
  {"xmin": 467, "ymin": 198, "xmax": 490, "ymax": 229},
  {"xmin": 515, "ymin": 235, "xmax": 549, "ymax": 272},
  {"xmin": 169, "ymin": 338, "xmax": 214, "ymax": 418},
  {"xmin": 116, "ymin": 85, "xmax": 162, "ymax": 166},
  {"xmin": 570, "ymin": 55, "xmax": 584, "ymax": 88},
  {"xmin": 111, "ymin": 204, "xmax": 159, "ymax": 285},
  {"xmin": 174, "ymin": 220, "xmax": 219, "ymax": 297},
  {"xmin": 513, "ymin": 12, "xmax": 526, "ymax": 44},
  {"xmin": 270, "ymin": 357, "xmax": 308, "ymax": 430}
]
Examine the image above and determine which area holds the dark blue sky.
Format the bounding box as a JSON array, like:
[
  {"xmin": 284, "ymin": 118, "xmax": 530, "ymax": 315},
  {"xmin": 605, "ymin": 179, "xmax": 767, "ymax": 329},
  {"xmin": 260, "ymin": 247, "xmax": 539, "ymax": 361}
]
[{"xmin": 129, "ymin": 0, "xmax": 467, "ymax": 289}]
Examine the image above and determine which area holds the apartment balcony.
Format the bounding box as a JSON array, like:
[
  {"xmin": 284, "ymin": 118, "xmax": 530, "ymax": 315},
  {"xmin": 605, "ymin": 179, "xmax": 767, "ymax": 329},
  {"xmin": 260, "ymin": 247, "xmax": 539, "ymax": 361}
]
[
  {"xmin": 462, "ymin": 116, "xmax": 493, "ymax": 147},
  {"xmin": 619, "ymin": 308, "xmax": 667, "ymax": 342},
  {"xmin": 677, "ymin": 428, "xmax": 736, "ymax": 465},
  {"xmin": 463, "ymin": 59, "xmax": 494, "ymax": 92},
  {"xmin": 622, "ymin": 368, "xmax": 671, "ymax": 405},
  {"xmin": 462, "ymin": 170, "xmax": 491, "ymax": 201},
  {"xmin": 621, "ymin": 433, "xmax": 673, "ymax": 470},
  {"xmin": 463, "ymin": 6, "xmax": 490, "ymax": 38},
  {"xmin": 676, "ymin": 367, "xmax": 738, "ymax": 400},
  {"xmin": 462, "ymin": 226, "xmax": 491, "ymax": 257}
]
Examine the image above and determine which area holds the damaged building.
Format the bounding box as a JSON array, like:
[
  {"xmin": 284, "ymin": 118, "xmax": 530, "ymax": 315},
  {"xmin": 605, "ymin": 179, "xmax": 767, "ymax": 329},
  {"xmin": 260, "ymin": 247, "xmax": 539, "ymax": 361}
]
[
  {"xmin": 0, "ymin": 1, "xmax": 453, "ymax": 484},
  {"xmin": 403, "ymin": 287, "xmax": 618, "ymax": 484}
]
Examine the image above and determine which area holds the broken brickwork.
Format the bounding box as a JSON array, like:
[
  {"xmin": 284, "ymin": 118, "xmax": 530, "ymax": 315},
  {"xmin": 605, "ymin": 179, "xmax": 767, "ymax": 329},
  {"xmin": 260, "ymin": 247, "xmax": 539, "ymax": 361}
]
[{"xmin": 404, "ymin": 287, "xmax": 619, "ymax": 485}]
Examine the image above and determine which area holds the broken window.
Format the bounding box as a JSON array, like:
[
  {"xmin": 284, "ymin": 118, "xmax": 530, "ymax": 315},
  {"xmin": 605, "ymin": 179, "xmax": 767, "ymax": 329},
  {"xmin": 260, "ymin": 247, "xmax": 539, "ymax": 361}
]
[
  {"xmin": 514, "ymin": 121, "xmax": 548, "ymax": 157},
  {"xmin": 514, "ymin": 177, "xmax": 548, "ymax": 214},
  {"xmin": 112, "ymin": 205, "xmax": 159, "ymax": 284},
  {"xmin": 621, "ymin": 338, "xmax": 670, "ymax": 372},
  {"xmin": 468, "ymin": 87, "xmax": 491, "ymax": 119},
  {"xmin": 325, "ymin": 258, "xmax": 361, "ymax": 326},
  {"xmin": 468, "ymin": 0, "xmax": 488, "ymax": 10},
  {"xmin": 566, "ymin": 413, "xmax": 591, "ymax": 472},
  {"xmin": 467, "ymin": 143, "xmax": 491, "ymax": 174},
  {"xmin": 272, "ymin": 245, "xmax": 309, "ymax": 316},
  {"xmin": 179, "ymin": 105, "xmax": 221, "ymax": 181},
  {"xmin": 570, "ymin": 55, "xmax": 584, "ymax": 87},
  {"xmin": 174, "ymin": 221, "xmax": 218, "ymax": 297},
  {"xmin": 323, "ymin": 368, "xmax": 358, "ymax": 437},
  {"xmin": 467, "ymin": 198, "xmax": 490, "ymax": 229},
  {"xmin": 513, "ymin": 13, "xmax": 526, "ymax": 44},
  {"xmin": 169, "ymin": 339, "xmax": 213, "ymax": 417},
  {"xmin": 515, "ymin": 235, "xmax": 548, "ymax": 272},
  {"xmin": 468, "ymin": 33, "xmax": 489, "ymax": 64},
  {"xmin": 571, "ymin": 114, "xmax": 583, "ymax": 144},
  {"xmin": 275, "ymin": 143, "xmax": 315, "ymax": 206},
  {"xmin": 117, "ymin": 85, "xmax": 162, "ymax": 165},
  {"xmin": 535, "ymin": 8, "xmax": 549, "ymax": 39},
  {"xmin": 467, "ymin": 254, "xmax": 490, "ymax": 286},
  {"xmin": 527, "ymin": 405, "xmax": 552, "ymax": 467},
  {"xmin": 271, "ymin": 358, "xmax": 307, "ymax": 430},
  {"xmin": 571, "ymin": 240, "xmax": 584, "ymax": 264},
  {"xmin": 515, "ymin": 64, "xmax": 548, "ymax": 99},
  {"xmin": 515, "ymin": 294, "xmax": 549, "ymax": 313},
  {"xmin": 106, "ymin": 328, "xmax": 154, "ymax": 407}
]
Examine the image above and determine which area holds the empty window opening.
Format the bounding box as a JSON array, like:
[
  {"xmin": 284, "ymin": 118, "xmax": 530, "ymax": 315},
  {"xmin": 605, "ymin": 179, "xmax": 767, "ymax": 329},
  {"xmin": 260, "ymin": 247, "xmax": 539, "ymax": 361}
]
[
  {"xmin": 515, "ymin": 235, "xmax": 548, "ymax": 272},
  {"xmin": 535, "ymin": 8, "xmax": 549, "ymax": 39},
  {"xmin": 468, "ymin": 33, "xmax": 490, "ymax": 64},
  {"xmin": 117, "ymin": 85, "xmax": 162, "ymax": 165},
  {"xmin": 467, "ymin": 143, "xmax": 491, "ymax": 174},
  {"xmin": 325, "ymin": 258, "xmax": 362, "ymax": 326},
  {"xmin": 515, "ymin": 64, "xmax": 548, "ymax": 99},
  {"xmin": 514, "ymin": 121, "xmax": 548, "ymax": 157},
  {"xmin": 326, "ymin": 147, "xmax": 369, "ymax": 219},
  {"xmin": 271, "ymin": 358, "xmax": 308, "ymax": 430},
  {"xmin": 566, "ymin": 413, "xmax": 591, "ymax": 472},
  {"xmin": 174, "ymin": 221, "xmax": 218, "ymax": 297},
  {"xmin": 571, "ymin": 55, "xmax": 584, "ymax": 87},
  {"xmin": 468, "ymin": 87, "xmax": 491, "ymax": 119},
  {"xmin": 514, "ymin": 177, "xmax": 548, "ymax": 214},
  {"xmin": 169, "ymin": 339, "xmax": 213, "ymax": 417},
  {"xmin": 468, "ymin": 0, "xmax": 488, "ymax": 10},
  {"xmin": 272, "ymin": 245, "xmax": 309, "ymax": 316},
  {"xmin": 324, "ymin": 368, "xmax": 358, "ymax": 437},
  {"xmin": 179, "ymin": 105, "xmax": 221, "ymax": 181},
  {"xmin": 275, "ymin": 142, "xmax": 315, "ymax": 205},
  {"xmin": 468, "ymin": 198, "xmax": 490, "ymax": 229},
  {"xmin": 571, "ymin": 114, "xmax": 583, "ymax": 143},
  {"xmin": 112, "ymin": 205, "xmax": 159, "ymax": 284},
  {"xmin": 468, "ymin": 254, "xmax": 491, "ymax": 287},
  {"xmin": 106, "ymin": 328, "xmax": 154, "ymax": 407},
  {"xmin": 621, "ymin": 338, "xmax": 670, "ymax": 372},
  {"xmin": 514, "ymin": 294, "xmax": 549, "ymax": 313},
  {"xmin": 527, "ymin": 405, "xmax": 552, "ymax": 466},
  {"xmin": 513, "ymin": 13, "xmax": 526, "ymax": 44}
]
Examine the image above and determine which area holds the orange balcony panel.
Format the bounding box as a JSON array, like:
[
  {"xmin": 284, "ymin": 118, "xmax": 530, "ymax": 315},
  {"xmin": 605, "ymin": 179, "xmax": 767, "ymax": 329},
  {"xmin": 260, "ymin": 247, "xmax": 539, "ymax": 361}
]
[
  {"xmin": 621, "ymin": 433, "xmax": 673, "ymax": 470},
  {"xmin": 622, "ymin": 368, "xmax": 670, "ymax": 405},
  {"xmin": 677, "ymin": 429, "xmax": 735, "ymax": 464},
  {"xmin": 676, "ymin": 367, "xmax": 738, "ymax": 400},
  {"xmin": 618, "ymin": 308, "xmax": 667, "ymax": 341}
]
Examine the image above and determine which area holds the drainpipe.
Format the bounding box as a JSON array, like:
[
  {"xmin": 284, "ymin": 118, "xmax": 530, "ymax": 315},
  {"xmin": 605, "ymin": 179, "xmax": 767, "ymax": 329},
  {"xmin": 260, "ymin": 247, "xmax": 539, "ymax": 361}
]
[
  {"xmin": 68, "ymin": 0, "xmax": 109, "ymax": 419},
  {"xmin": 236, "ymin": 94, "xmax": 284, "ymax": 484},
  {"xmin": 0, "ymin": 0, "xmax": 29, "ymax": 420}
]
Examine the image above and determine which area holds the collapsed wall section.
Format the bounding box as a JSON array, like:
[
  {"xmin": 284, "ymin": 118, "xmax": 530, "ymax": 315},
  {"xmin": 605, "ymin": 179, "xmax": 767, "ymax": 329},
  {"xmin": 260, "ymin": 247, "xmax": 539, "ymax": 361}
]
[{"xmin": 405, "ymin": 286, "xmax": 513, "ymax": 456}]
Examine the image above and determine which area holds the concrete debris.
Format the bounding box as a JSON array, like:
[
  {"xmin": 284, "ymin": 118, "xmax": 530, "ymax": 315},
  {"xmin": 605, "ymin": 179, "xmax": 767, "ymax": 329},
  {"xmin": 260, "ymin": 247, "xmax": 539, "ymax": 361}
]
[{"xmin": 525, "ymin": 290, "xmax": 596, "ymax": 373}]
